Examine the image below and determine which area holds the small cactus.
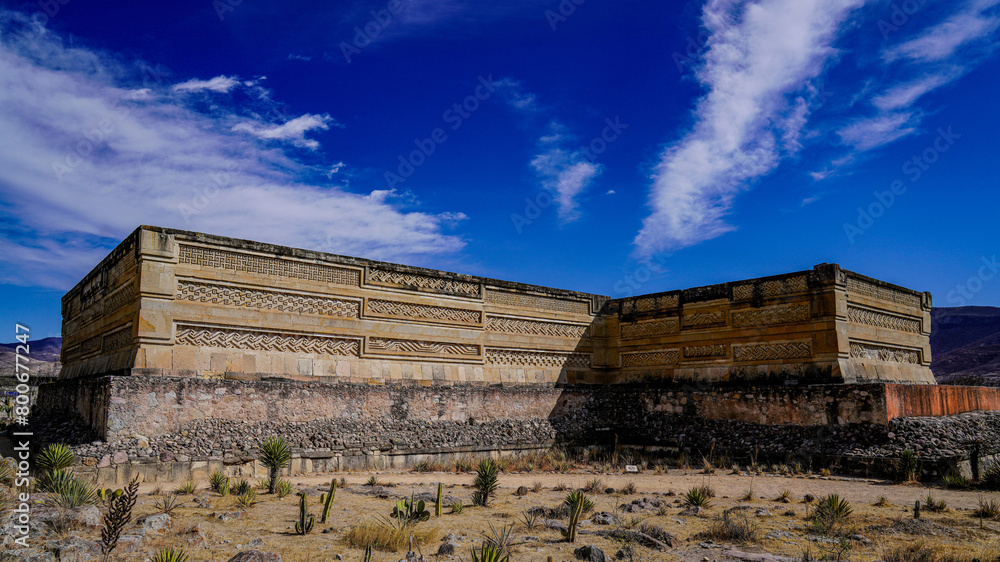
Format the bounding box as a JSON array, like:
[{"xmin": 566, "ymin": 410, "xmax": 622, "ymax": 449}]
[
  {"xmin": 295, "ymin": 493, "xmax": 315, "ymax": 534},
  {"xmin": 562, "ymin": 492, "xmax": 585, "ymax": 543},
  {"xmin": 320, "ymin": 477, "xmax": 336, "ymax": 523},
  {"xmin": 914, "ymin": 500, "xmax": 921, "ymax": 519},
  {"xmin": 363, "ymin": 545, "xmax": 373, "ymax": 562},
  {"xmin": 435, "ymin": 482, "xmax": 443, "ymax": 517}
]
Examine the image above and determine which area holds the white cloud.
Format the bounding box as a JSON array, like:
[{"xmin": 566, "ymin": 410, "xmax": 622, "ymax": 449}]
[
  {"xmin": 634, "ymin": 0, "xmax": 864, "ymax": 257},
  {"xmin": 871, "ymin": 74, "xmax": 952, "ymax": 111},
  {"xmin": 172, "ymin": 75, "xmax": 239, "ymax": 93},
  {"xmin": 530, "ymin": 142, "xmax": 601, "ymax": 223},
  {"xmin": 885, "ymin": 0, "xmax": 1000, "ymax": 63},
  {"xmin": 232, "ymin": 114, "xmax": 334, "ymax": 149},
  {"xmin": 0, "ymin": 11, "xmax": 466, "ymax": 290},
  {"xmin": 838, "ymin": 112, "xmax": 916, "ymax": 150}
]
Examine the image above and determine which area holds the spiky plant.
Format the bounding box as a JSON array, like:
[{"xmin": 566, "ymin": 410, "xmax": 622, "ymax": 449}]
[
  {"xmin": 295, "ymin": 492, "xmax": 315, "ymax": 534},
  {"xmin": 176, "ymin": 480, "xmax": 197, "ymax": 495},
  {"xmin": 237, "ymin": 489, "xmax": 257, "ymax": 508},
  {"xmin": 154, "ymin": 493, "xmax": 183, "ymax": 515},
  {"xmin": 233, "ymin": 479, "xmax": 252, "ymax": 496},
  {"xmin": 259, "ymin": 436, "xmax": 291, "ymax": 494},
  {"xmin": 37, "ymin": 467, "xmax": 76, "ymax": 493},
  {"xmin": 683, "ymin": 486, "xmax": 713, "ymax": 509},
  {"xmin": 218, "ymin": 478, "xmax": 230, "ymax": 497},
  {"xmin": 51, "ymin": 477, "xmax": 97, "ymax": 508},
  {"xmin": 562, "ymin": 492, "xmax": 585, "ymax": 543},
  {"xmin": 893, "ymin": 449, "xmax": 919, "ymax": 482},
  {"xmin": 276, "ymin": 478, "xmax": 294, "ymax": 499},
  {"xmin": 101, "ymin": 476, "xmax": 139, "ymax": 562},
  {"xmin": 37, "ymin": 443, "xmax": 76, "ymax": 472},
  {"xmin": 151, "ymin": 548, "xmax": 189, "ymax": 562},
  {"xmin": 209, "ymin": 471, "xmax": 227, "ymax": 493},
  {"xmin": 470, "ymin": 542, "xmax": 509, "ymax": 562},
  {"xmin": 564, "ymin": 490, "xmax": 595, "ymax": 514},
  {"xmin": 320, "ymin": 478, "xmax": 336, "ymax": 522},
  {"xmin": 452, "ymin": 500, "xmax": 464, "ymax": 514},
  {"xmin": 472, "ymin": 458, "xmax": 500, "ymax": 507}
]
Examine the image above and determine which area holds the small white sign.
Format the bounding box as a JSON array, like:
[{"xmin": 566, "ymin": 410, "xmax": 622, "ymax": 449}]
[{"xmin": 625, "ymin": 465, "xmax": 639, "ymax": 473}]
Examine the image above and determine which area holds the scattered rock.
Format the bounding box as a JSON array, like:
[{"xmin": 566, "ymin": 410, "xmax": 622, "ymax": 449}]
[
  {"xmin": 574, "ymin": 545, "xmax": 608, "ymax": 561},
  {"xmin": 227, "ymin": 551, "xmax": 283, "ymax": 562},
  {"xmin": 542, "ymin": 519, "xmax": 568, "ymax": 532},
  {"xmin": 112, "ymin": 451, "xmax": 128, "ymax": 464},
  {"xmin": 96, "ymin": 455, "xmax": 111, "ymax": 468},
  {"xmin": 591, "ymin": 512, "xmax": 620, "ymax": 525},
  {"xmin": 679, "ymin": 506, "xmax": 703, "ymax": 517},
  {"xmin": 721, "ymin": 549, "xmax": 798, "ymax": 562},
  {"xmin": 137, "ymin": 512, "xmax": 172, "ymax": 534}
]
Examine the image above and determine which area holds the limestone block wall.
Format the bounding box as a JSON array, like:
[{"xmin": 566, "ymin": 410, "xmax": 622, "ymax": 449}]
[
  {"xmin": 61, "ymin": 226, "xmax": 606, "ymax": 386},
  {"xmin": 603, "ymin": 264, "xmax": 933, "ymax": 385},
  {"xmin": 59, "ymin": 226, "xmax": 934, "ymax": 389}
]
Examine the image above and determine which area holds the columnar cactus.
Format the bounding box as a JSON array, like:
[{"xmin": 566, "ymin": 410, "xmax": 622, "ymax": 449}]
[
  {"xmin": 295, "ymin": 493, "xmax": 315, "ymax": 534},
  {"xmin": 320, "ymin": 478, "xmax": 336, "ymax": 523}
]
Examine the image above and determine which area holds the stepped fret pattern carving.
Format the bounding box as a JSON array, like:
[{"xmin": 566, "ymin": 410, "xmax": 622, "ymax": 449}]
[
  {"xmin": 368, "ymin": 337, "xmax": 480, "ymax": 357},
  {"xmin": 176, "ymin": 325, "xmax": 359, "ymax": 356},
  {"xmin": 733, "ymin": 275, "xmax": 808, "ymax": 300},
  {"xmin": 367, "ymin": 268, "xmax": 481, "ymax": 297},
  {"xmin": 850, "ymin": 341, "xmax": 920, "ymax": 364},
  {"xmin": 177, "ymin": 281, "xmax": 359, "ymax": 317},
  {"xmin": 485, "ymin": 348, "xmax": 591, "ymax": 369},
  {"xmin": 65, "ymin": 335, "xmax": 102, "ymax": 360},
  {"xmin": 486, "ymin": 316, "xmax": 589, "ymax": 338},
  {"xmin": 683, "ymin": 344, "xmax": 728, "ymax": 358},
  {"xmin": 484, "ymin": 290, "xmax": 590, "ymax": 315},
  {"xmin": 620, "ymin": 318, "xmax": 679, "ymax": 339},
  {"xmin": 367, "ymin": 299, "xmax": 481, "ymax": 325},
  {"xmin": 179, "ymin": 245, "xmax": 359, "ymax": 286},
  {"xmin": 846, "ymin": 276, "xmax": 922, "ymax": 308},
  {"xmin": 621, "ymin": 350, "xmax": 679, "ymax": 367},
  {"xmin": 104, "ymin": 282, "xmax": 136, "ymax": 314},
  {"xmin": 733, "ymin": 340, "xmax": 812, "ymax": 362},
  {"xmin": 683, "ymin": 311, "xmax": 726, "ymax": 328},
  {"xmin": 102, "ymin": 326, "xmax": 132, "ymax": 352},
  {"xmin": 847, "ymin": 306, "xmax": 921, "ymax": 333},
  {"xmin": 732, "ymin": 303, "xmax": 810, "ymax": 328}
]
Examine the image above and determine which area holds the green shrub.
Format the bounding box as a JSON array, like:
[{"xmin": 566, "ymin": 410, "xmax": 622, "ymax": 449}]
[
  {"xmin": 209, "ymin": 471, "xmax": 227, "ymax": 492},
  {"xmin": 942, "ymin": 474, "xmax": 972, "ymax": 489},
  {"xmin": 893, "ymin": 449, "xmax": 919, "ymax": 482},
  {"xmin": 259, "ymin": 437, "xmax": 291, "ymax": 494},
  {"xmin": 452, "ymin": 500, "xmax": 464, "ymax": 514},
  {"xmin": 812, "ymin": 494, "xmax": 853, "ymax": 534},
  {"xmin": 472, "ymin": 458, "xmax": 500, "ymax": 507},
  {"xmin": 275, "ymin": 478, "xmax": 294, "ymax": 499},
  {"xmin": 37, "ymin": 444, "xmax": 76, "ymax": 472},
  {"xmin": 51, "ymin": 476, "xmax": 97, "ymax": 508},
  {"xmin": 703, "ymin": 510, "xmax": 760, "ymax": 543},
  {"xmin": 151, "ymin": 548, "xmax": 189, "ymax": 562},
  {"xmin": 233, "ymin": 479, "xmax": 252, "ymax": 496},
  {"xmin": 683, "ymin": 486, "xmax": 713, "ymax": 509}
]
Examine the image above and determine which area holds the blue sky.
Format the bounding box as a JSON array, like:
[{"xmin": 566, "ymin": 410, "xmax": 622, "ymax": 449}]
[{"xmin": 1, "ymin": 0, "xmax": 998, "ymax": 338}]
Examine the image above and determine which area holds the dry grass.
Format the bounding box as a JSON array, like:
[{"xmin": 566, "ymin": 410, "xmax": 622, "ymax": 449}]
[
  {"xmin": 881, "ymin": 541, "xmax": 1000, "ymax": 562},
  {"xmin": 342, "ymin": 517, "xmax": 437, "ymax": 552}
]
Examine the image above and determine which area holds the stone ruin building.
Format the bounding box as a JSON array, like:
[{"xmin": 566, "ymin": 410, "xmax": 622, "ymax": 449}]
[{"xmin": 38, "ymin": 226, "xmax": 1000, "ymax": 484}]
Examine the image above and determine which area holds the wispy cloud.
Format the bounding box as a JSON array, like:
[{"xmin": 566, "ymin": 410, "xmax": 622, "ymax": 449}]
[
  {"xmin": 634, "ymin": 0, "xmax": 864, "ymax": 257},
  {"xmin": 232, "ymin": 114, "xmax": 335, "ymax": 149},
  {"xmin": 885, "ymin": 0, "xmax": 1000, "ymax": 63},
  {"xmin": 834, "ymin": 0, "xmax": 1000, "ymax": 158},
  {"xmin": 0, "ymin": 10, "xmax": 466, "ymax": 289},
  {"xmin": 496, "ymin": 79, "xmax": 601, "ymax": 223},
  {"xmin": 172, "ymin": 75, "xmax": 239, "ymax": 93},
  {"xmin": 530, "ymin": 128, "xmax": 602, "ymax": 223}
]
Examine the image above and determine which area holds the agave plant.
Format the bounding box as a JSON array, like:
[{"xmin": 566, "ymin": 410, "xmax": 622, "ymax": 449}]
[
  {"xmin": 564, "ymin": 490, "xmax": 595, "ymax": 514},
  {"xmin": 237, "ymin": 489, "xmax": 258, "ymax": 508},
  {"xmin": 470, "ymin": 542, "xmax": 509, "ymax": 562},
  {"xmin": 276, "ymin": 478, "xmax": 294, "ymax": 499},
  {"xmin": 472, "ymin": 458, "xmax": 500, "ymax": 507},
  {"xmin": 51, "ymin": 477, "xmax": 97, "ymax": 508},
  {"xmin": 151, "ymin": 548, "xmax": 189, "ymax": 562},
  {"xmin": 38, "ymin": 467, "xmax": 77, "ymax": 493},
  {"xmin": 37, "ymin": 444, "xmax": 76, "ymax": 473},
  {"xmin": 682, "ymin": 486, "xmax": 713, "ymax": 509},
  {"xmin": 209, "ymin": 471, "xmax": 228, "ymax": 493},
  {"xmin": 259, "ymin": 437, "xmax": 291, "ymax": 494}
]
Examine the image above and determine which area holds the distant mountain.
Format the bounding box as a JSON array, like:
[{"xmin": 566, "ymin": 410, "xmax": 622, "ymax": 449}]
[
  {"xmin": 931, "ymin": 306, "xmax": 1000, "ymax": 385},
  {"xmin": 0, "ymin": 336, "xmax": 62, "ymax": 362},
  {"xmin": 0, "ymin": 336, "xmax": 62, "ymax": 382}
]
